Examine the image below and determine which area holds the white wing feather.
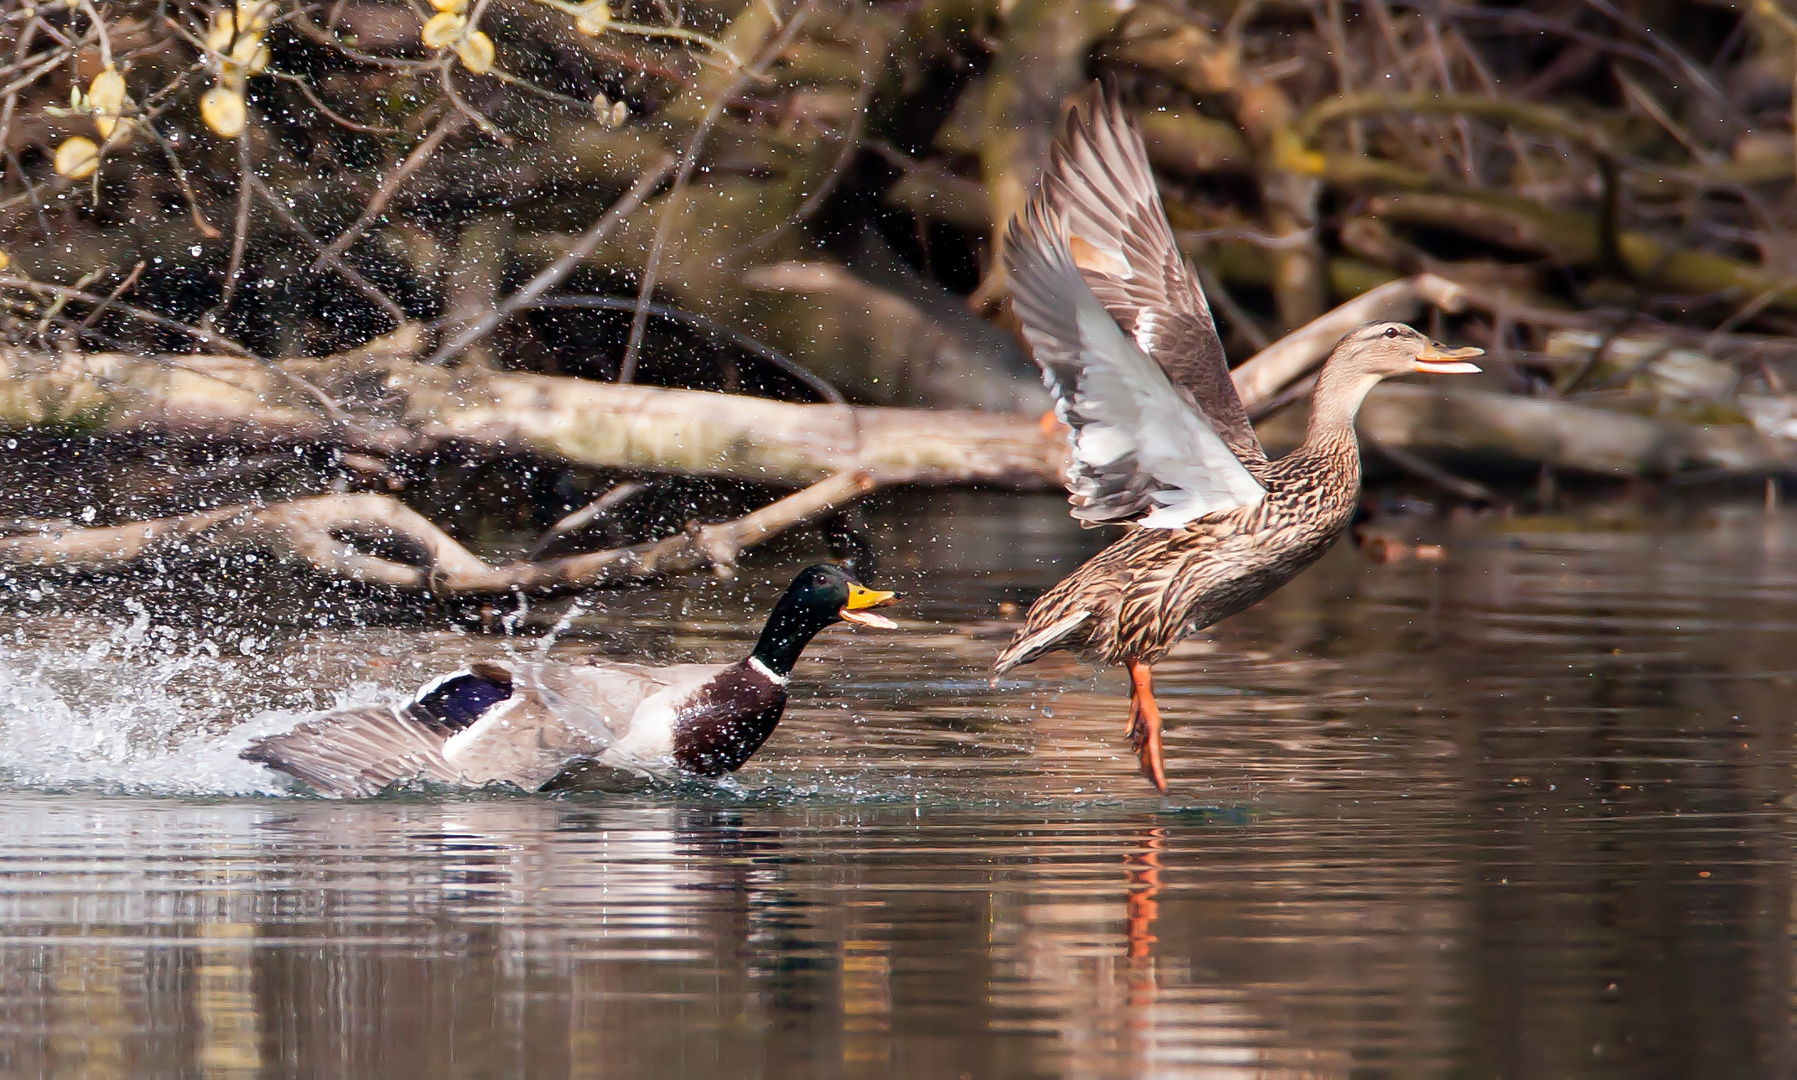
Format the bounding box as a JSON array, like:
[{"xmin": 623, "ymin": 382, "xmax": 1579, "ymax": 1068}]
[{"xmin": 1010, "ymin": 206, "xmax": 1265, "ymax": 528}]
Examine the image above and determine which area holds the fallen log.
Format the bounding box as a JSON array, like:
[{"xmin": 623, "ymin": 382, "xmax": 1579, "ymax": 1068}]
[
  {"xmin": 1356, "ymin": 385, "xmax": 1793, "ymax": 478},
  {"xmin": 0, "ymin": 344, "xmax": 1068, "ymax": 490},
  {"xmin": 0, "ymin": 337, "xmax": 1064, "ymax": 592},
  {"xmin": 1367, "ymin": 193, "xmax": 1797, "ymax": 314},
  {"xmin": 1232, "ymin": 277, "xmax": 1797, "ymax": 481}
]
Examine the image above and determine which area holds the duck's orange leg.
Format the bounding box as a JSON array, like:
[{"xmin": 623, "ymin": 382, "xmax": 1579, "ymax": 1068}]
[{"xmin": 1125, "ymin": 659, "xmax": 1168, "ymax": 793}]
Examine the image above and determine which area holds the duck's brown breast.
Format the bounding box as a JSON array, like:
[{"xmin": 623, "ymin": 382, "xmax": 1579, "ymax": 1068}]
[
  {"xmin": 1105, "ymin": 444, "xmax": 1363, "ymax": 661},
  {"xmin": 671, "ymin": 661, "xmax": 789, "ymax": 776}
]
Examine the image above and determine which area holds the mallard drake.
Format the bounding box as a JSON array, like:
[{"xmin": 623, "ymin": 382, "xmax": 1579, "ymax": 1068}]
[
  {"xmin": 993, "ymin": 88, "xmax": 1482, "ymax": 791},
  {"xmin": 243, "ymin": 564, "xmax": 898, "ymax": 796}
]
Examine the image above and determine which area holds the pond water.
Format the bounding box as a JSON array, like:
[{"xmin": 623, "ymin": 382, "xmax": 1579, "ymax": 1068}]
[{"xmin": 0, "ymin": 492, "xmax": 1792, "ymax": 1079}]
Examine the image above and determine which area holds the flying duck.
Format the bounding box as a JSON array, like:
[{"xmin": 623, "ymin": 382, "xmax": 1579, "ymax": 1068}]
[
  {"xmin": 994, "ymin": 87, "xmax": 1482, "ymax": 791},
  {"xmin": 243, "ymin": 564, "xmax": 899, "ymax": 796}
]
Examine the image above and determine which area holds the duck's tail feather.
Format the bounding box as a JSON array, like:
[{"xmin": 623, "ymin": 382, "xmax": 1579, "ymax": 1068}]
[{"xmin": 993, "ymin": 610, "xmax": 1092, "ymax": 676}]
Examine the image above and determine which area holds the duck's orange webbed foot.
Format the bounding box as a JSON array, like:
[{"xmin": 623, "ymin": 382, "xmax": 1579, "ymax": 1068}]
[{"xmin": 1125, "ymin": 659, "xmax": 1168, "ymax": 793}]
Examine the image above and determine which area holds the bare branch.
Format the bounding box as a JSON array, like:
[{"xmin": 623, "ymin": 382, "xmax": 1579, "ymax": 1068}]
[
  {"xmin": 425, "ymin": 154, "xmax": 677, "ymax": 366},
  {"xmin": 309, "ymin": 108, "xmax": 471, "ymax": 272},
  {"xmin": 0, "ymin": 476, "xmax": 880, "ymax": 594}
]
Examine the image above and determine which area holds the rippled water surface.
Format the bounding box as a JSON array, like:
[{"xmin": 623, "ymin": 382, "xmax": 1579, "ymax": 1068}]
[{"xmin": 1, "ymin": 493, "xmax": 1793, "ymax": 1078}]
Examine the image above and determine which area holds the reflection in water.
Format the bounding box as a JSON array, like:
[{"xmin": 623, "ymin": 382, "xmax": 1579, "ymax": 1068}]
[{"xmin": 0, "ymin": 494, "xmax": 1792, "ymax": 1077}]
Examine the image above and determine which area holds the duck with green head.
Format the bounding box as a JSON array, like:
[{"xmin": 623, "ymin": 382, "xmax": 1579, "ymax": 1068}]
[{"xmin": 243, "ymin": 564, "xmax": 899, "ymax": 796}]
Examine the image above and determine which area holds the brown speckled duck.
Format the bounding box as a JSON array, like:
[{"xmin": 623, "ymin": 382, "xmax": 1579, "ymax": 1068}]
[
  {"xmin": 993, "ymin": 88, "xmax": 1482, "ymax": 792},
  {"xmin": 244, "ymin": 564, "xmax": 898, "ymax": 796}
]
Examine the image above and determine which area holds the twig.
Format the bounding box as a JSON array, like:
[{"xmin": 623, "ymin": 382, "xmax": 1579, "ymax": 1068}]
[
  {"xmin": 309, "ymin": 109, "xmax": 471, "ymax": 272},
  {"xmin": 1366, "ymin": 437, "xmax": 1500, "ymax": 503},
  {"xmin": 1246, "ymin": 371, "xmax": 1317, "ymax": 423},
  {"xmin": 620, "ymin": 0, "xmax": 818, "ymax": 383},
  {"xmin": 1193, "ymin": 263, "xmax": 1270, "ymax": 352},
  {"xmin": 437, "ymin": 58, "xmax": 508, "ymax": 143},
  {"xmin": 246, "ymin": 173, "xmax": 406, "ymax": 325},
  {"xmin": 1295, "ymin": 90, "xmax": 1613, "ymax": 155},
  {"xmin": 732, "ymin": 27, "xmax": 876, "ymax": 257},
  {"xmin": 527, "ymin": 480, "xmax": 646, "ymax": 559},
  {"xmin": 78, "ymin": 261, "xmax": 144, "ymax": 331},
  {"xmin": 425, "ymin": 155, "xmax": 676, "ymax": 366},
  {"xmin": 74, "ymin": 0, "xmax": 112, "ymax": 69},
  {"xmin": 142, "ymin": 121, "xmax": 223, "ymax": 238},
  {"xmin": 208, "ymin": 128, "xmax": 256, "ymax": 325},
  {"xmin": 0, "ymin": 275, "xmax": 254, "ymax": 355},
  {"xmin": 0, "ymin": 477, "xmax": 879, "ymax": 595},
  {"xmin": 527, "ymin": 293, "xmax": 844, "ymax": 403},
  {"xmin": 268, "ymin": 71, "xmax": 404, "ymax": 135}
]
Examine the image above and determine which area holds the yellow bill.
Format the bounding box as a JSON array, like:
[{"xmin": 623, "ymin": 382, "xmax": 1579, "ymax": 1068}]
[{"xmin": 841, "ymin": 582, "xmax": 899, "ymax": 628}]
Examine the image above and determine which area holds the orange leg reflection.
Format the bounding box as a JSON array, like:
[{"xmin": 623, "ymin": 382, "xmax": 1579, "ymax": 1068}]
[{"xmin": 1123, "ymin": 826, "xmax": 1166, "ymax": 962}]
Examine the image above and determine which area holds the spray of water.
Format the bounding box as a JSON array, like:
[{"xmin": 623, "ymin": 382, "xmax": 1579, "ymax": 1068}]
[{"xmin": 0, "ymin": 604, "xmax": 411, "ymax": 796}]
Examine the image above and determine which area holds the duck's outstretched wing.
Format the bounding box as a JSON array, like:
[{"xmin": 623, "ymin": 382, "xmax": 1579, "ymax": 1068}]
[
  {"xmin": 1030, "ymin": 87, "xmax": 1267, "ymax": 474},
  {"xmin": 241, "ymin": 659, "xmax": 728, "ymax": 796},
  {"xmin": 239, "ymin": 661, "xmax": 513, "ymax": 794},
  {"xmin": 240, "ymin": 665, "xmax": 515, "ymax": 797},
  {"xmin": 1006, "ymin": 195, "xmax": 1265, "ymax": 528}
]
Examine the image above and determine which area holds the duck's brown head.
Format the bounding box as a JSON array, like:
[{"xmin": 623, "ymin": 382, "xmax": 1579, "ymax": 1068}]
[{"xmin": 1333, "ymin": 321, "xmax": 1484, "ymax": 378}]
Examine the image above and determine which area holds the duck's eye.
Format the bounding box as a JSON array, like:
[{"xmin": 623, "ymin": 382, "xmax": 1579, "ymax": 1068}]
[{"xmin": 1384, "ymin": 327, "xmax": 1400, "ymax": 338}]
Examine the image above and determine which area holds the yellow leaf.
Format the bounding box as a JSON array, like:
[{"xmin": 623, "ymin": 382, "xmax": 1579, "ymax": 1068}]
[
  {"xmin": 200, "ymin": 86, "xmax": 248, "ymax": 137},
  {"xmin": 420, "ymin": 11, "xmax": 465, "ymax": 48},
  {"xmin": 574, "ymin": 1, "xmax": 610, "ymax": 35},
  {"xmin": 455, "ymin": 30, "xmax": 494, "ymax": 75},
  {"xmin": 89, "ymin": 68, "xmax": 126, "ymax": 139},
  {"xmin": 54, "ymin": 137, "xmax": 100, "ymax": 179}
]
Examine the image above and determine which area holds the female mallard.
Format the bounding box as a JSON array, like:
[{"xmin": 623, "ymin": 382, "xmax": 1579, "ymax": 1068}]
[
  {"xmin": 244, "ymin": 564, "xmax": 898, "ymax": 796},
  {"xmin": 994, "ymin": 89, "xmax": 1482, "ymax": 791}
]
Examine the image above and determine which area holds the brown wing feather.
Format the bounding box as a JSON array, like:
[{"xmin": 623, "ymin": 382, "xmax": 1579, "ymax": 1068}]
[
  {"xmin": 1040, "ymin": 86, "xmax": 1266, "ymax": 470},
  {"xmin": 241, "ymin": 705, "xmax": 464, "ymax": 797}
]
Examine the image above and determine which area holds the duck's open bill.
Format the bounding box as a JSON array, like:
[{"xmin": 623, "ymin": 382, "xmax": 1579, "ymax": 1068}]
[
  {"xmin": 840, "ymin": 583, "xmax": 899, "ymax": 628},
  {"xmin": 1414, "ymin": 342, "xmax": 1484, "ymax": 375}
]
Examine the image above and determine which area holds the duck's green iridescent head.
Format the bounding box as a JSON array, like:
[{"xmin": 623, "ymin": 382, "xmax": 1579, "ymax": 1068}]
[{"xmin": 750, "ymin": 564, "xmax": 899, "ymax": 677}]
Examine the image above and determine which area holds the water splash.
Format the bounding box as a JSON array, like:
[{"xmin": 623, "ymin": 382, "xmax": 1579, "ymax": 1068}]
[{"xmin": 0, "ymin": 611, "xmax": 406, "ymax": 797}]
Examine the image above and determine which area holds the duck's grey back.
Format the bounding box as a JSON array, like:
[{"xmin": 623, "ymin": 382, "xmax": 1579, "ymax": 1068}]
[
  {"xmin": 458, "ymin": 659, "xmax": 730, "ymax": 781},
  {"xmin": 241, "ymin": 658, "xmax": 730, "ymax": 797}
]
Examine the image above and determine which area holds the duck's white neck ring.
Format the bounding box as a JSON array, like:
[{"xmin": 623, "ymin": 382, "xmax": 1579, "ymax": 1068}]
[{"xmin": 747, "ymin": 656, "xmax": 787, "ymax": 685}]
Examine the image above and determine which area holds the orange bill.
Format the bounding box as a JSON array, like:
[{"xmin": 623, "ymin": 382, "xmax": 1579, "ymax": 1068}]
[{"xmin": 1414, "ymin": 341, "xmax": 1484, "ymax": 375}]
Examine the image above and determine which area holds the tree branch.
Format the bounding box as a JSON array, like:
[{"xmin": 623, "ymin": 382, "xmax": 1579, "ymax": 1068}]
[{"xmin": 0, "ymin": 475, "xmax": 880, "ymax": 595}]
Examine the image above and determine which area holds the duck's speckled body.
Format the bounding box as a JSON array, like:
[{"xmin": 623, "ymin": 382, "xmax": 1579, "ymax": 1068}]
[
  {"xmin": 1004, "ymin": 426, "xmax": 1364, "ymax": 670},
  {"xmin": 994, "ymin": 87, "xmax": 1481, "ymax": 791}
]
